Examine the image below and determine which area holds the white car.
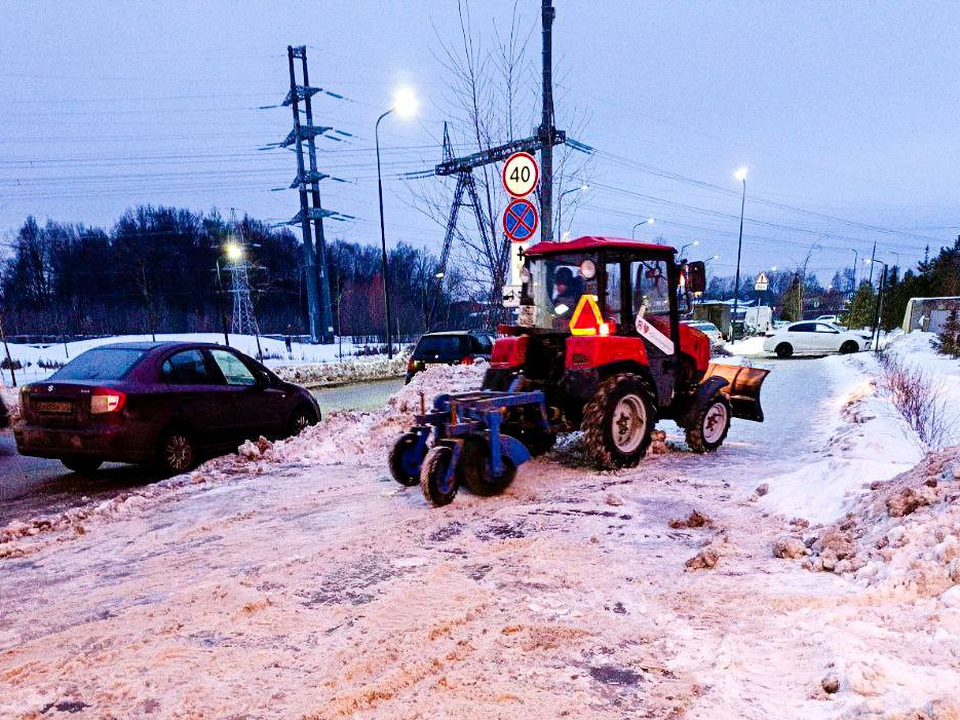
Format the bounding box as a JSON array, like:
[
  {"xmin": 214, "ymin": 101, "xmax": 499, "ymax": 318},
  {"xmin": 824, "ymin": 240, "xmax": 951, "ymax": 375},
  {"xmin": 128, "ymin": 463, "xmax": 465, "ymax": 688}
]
[
  {"xmin": 683, "ymin": 320, "xmax": 722, "ymax": 345},
  {"xmin": 762, "ymin": 321, "xmax": 871, "ymax": 358}
]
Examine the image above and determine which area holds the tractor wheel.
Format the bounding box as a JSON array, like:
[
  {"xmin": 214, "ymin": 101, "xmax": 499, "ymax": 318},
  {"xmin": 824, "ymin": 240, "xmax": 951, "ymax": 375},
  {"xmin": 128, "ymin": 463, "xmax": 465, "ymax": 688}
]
[
  {"xmin": 686, "ymin": 395, "xmax": 731, "ymax": 453},
  {"xmin": 420, "ymin": 445, "xmax": 458, "ymax": 507},
  {"xmin": 458, "ymin": 435, "xmax": 517, "ymax": 496},
  {"xmin": 581, "ymin": 374, "xmax": 656, "ymax": 469},
  {"xmin": 388, "ymin": 432, "xmax": 427, "ymax": 487},
  {"xmin": 775, "ymin": 342, "xmax": 794, "ymax": 359},
  {"xmin": 839, "ymin": 340, "xmax": 859, "ymax": 354}
]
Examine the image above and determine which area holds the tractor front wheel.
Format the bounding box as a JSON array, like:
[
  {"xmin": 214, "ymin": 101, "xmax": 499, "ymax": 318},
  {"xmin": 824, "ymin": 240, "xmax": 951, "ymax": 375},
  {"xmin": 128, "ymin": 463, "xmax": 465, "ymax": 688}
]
[
  {"xmin": 420, "ymin": 445, "xmax": 458, "ymax": 507},
  {"xmin": 581, "ymin": 374, "xmax": 655, "ymax": 469},
  {"xmin": 686, "ymin": 395, "xmax": 731, "ymax": 453}
]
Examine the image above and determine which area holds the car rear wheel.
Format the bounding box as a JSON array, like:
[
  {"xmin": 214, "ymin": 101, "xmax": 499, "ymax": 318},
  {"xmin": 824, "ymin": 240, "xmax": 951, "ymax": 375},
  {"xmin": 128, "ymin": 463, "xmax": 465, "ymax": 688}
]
[
  {"xmin": 775, "ymin": 342, "xmax": 794, "ymax": 359},
  {"xmin": 839, "ymin": 340, "xmax": 859, "ymax": 354},
  {"xmin": 61, "ymin": 457, "xmax": 103, "ymax": 475},
  {"xmin": 157, "ymin": 428, "xmax": 197, "ymax": 476}
]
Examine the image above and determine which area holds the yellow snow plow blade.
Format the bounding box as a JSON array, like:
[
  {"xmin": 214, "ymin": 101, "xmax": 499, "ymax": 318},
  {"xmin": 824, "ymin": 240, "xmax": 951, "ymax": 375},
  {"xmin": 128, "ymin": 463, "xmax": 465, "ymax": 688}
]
[{"xmin": 705, "ymin": 363, "xmax": 770, "ymax": 422}]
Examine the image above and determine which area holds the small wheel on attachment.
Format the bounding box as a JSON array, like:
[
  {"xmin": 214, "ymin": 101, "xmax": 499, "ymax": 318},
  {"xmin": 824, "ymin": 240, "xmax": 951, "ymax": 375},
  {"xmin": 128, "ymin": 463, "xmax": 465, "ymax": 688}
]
[
  {"xmin": 389, "ymin": 432, "xmax": 427, "ymax": 487},
  {"xmin": 420, "ymin": 445, "xmax": 458, "ymax": 507}
]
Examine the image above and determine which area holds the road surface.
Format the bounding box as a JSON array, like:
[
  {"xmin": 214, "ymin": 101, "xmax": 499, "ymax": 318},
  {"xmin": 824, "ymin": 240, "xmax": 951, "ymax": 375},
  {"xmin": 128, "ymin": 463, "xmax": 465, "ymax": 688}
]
[{"xmin": 0, "ymin": 376, "xmax": 405, "ymax": 525}]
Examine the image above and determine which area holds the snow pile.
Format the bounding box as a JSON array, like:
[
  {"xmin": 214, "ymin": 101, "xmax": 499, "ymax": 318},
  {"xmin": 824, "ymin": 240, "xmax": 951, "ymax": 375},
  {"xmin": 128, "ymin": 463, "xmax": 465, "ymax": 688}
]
[
  {"xmin": 787, "ymin": 447, "xmax": 960, "ymax": 599},
  {"xmin": 234, "ymin": 361, "xmax": 486, "ymax": 467},
  {"xmin": 723, "ymin": 335, "xmax": 767, "ymax": 357},
  {"xmin": 272, "ymin": 350, "xmax": 409, "ymax": 388},
  {"xmin": 759, "ymin": 354, "xmax": 923, "ymax": 524},
  {"xmin": 0, "ymin": 385, "xmax": 19, "ymax": 424}
]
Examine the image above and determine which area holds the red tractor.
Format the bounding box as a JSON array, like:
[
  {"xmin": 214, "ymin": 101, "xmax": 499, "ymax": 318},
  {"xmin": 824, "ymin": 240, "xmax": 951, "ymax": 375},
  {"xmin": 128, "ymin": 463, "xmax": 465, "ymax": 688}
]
[{"xmin": 390, "ymin": 236, "xmax": 768, "ymax": 505}]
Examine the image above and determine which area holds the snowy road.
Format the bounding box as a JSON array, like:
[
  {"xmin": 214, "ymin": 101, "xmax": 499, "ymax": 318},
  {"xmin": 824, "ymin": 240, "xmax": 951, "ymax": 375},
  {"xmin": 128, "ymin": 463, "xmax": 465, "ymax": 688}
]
[
  {"xmin": 1, "ymin": 356, "xmax": 951, "ymax": 719},
  {"xmin": 0, "ymin": 378, "xmax": 405, "ymax": 526}
]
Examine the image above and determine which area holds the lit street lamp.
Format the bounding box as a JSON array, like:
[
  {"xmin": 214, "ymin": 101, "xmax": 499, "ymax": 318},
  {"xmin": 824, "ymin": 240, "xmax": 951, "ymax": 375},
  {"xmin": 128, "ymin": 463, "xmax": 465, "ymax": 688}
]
[
  {"xmin": 376, "ymin": 86, "xmax": 418, "ymax": 359},
  {"xmin": 557, "ymin": 184, "xmax": 589, "ymax": 232},
  {"xmin": 678, "ymin": 239, "xmax": 699, "ymax": 258},
  {"xmin": 631, "ymin": 217, "xmax": 655, "ymax": 239},
  {"xmin": 732, "ymin": 167, "xmax": 748, "ymax": 340}
]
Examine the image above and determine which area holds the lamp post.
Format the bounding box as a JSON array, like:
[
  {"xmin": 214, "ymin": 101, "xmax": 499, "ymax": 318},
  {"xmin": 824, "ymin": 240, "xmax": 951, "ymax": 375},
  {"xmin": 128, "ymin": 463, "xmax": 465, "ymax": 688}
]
[
  {"xmin": 375, "ymin": 86, "xmax": 418, "ymax": 359},
  {"xmin": 678, "ymin": 239, "xmax": 699, "ymax": 258},
  {"xmin": 864, "ymin": 258, "xmax": 888, "ymax": 352},
  {"xmin": 557, "ymin": 184, "xmax": 589, "ymax": 232},
  {"xmin": 849, "ymin": 248, "xmax": 859, "ymax": 293},
  {"xmin": 732, "ymin": 167, "xmax": 748, "ymax": 340},
  {"xmin": 886, "ymin": 250, "xmax": 901, "ymax": 272},
  {"xmin": 631, "ymin": 217, "xmax": 655, "ymax": 239}
]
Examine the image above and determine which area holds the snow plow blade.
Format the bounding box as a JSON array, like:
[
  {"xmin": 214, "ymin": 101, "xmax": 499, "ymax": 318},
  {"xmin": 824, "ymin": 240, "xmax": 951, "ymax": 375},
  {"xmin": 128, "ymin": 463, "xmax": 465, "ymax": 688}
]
[{"xmin": 705, "ymin": 363, "xmax": 770, "ymax": 422}]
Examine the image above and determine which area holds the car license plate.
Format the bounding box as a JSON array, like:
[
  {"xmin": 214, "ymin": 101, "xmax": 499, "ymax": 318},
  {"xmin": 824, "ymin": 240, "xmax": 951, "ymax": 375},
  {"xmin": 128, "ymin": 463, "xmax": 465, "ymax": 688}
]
[{"xmin": 36, "ymin": 400, "xmax": 72, "ymax": 414}]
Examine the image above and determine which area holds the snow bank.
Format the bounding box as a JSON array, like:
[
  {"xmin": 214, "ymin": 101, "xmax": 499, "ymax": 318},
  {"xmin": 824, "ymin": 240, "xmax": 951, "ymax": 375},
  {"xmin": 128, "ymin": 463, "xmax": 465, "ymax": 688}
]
[
  {"xmin": 272, "ymin": 351, "xmax": 409, "ymax": 388},
  {"xmin": 723, "ymin": 335, "xmax": 767, "ymax": 357},
  {"xmin": 759, "ymin": 354, "xmax": 923, "ymax": 524},
  {"xmin": 0, "ymin": 385, "xmax": 18, "ymax": 423},
  {"xmin": 0, "ymin": 362, "xmax": 487, "ymax": 558}
]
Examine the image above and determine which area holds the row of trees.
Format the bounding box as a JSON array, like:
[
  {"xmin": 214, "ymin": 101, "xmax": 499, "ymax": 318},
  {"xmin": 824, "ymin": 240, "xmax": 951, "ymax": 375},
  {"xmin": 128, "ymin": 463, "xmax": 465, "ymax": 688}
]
[{"xmin": 0, "ymin": 207, "xmax": 473, "ymax": 340}]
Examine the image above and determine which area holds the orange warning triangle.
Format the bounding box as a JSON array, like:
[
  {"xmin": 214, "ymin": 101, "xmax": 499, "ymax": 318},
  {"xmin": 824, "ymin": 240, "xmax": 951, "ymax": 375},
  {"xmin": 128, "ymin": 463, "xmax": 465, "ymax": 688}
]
[{"xmin": 569, "ymin": 294, "xmax": 603, "ymax": 336}]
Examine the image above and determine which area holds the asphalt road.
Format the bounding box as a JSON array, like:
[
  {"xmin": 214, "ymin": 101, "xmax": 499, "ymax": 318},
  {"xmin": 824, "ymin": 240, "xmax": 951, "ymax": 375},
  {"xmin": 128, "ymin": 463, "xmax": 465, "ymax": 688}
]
[{"xmin": 0, "ymin": 377, "xmax": 405, "ymax": 525}]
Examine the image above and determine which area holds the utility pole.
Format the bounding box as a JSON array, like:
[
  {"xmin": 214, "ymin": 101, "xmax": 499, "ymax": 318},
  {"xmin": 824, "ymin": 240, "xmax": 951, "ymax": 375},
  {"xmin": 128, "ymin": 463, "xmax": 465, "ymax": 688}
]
[
  {"xmin": 868, "ymin": 241, "xmax": 877, "ymax": 286},
  {"xmin": 539, "ymin": 0, "xmax": 556, "ymax": 242},
  {"xmin": 871, "ymin": 262, "xmax": 888, "ymax": 352},
  {"xmin": 282, "ymin": 46, "xmax": 337, "ymax": 344},
  {"xmin": 0, "ymin": 309, "xmax": 16, "ymax": 387}
]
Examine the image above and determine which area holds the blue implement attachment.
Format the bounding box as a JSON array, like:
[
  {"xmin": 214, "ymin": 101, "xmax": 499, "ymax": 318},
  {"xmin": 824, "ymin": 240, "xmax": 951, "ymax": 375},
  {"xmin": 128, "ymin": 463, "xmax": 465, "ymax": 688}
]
[{"xmin": 388, "ymin": 389, "xmax": 550, "ymax": 506}]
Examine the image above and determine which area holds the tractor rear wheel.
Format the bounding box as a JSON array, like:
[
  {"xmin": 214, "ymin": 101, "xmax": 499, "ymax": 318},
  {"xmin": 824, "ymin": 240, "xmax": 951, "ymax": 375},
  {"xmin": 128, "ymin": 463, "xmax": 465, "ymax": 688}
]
[
  {"xmin": 581, "ymin": 374, "xmax": 655, "ymax": 469},
  {"xmin": 389, "ymin": 432, "xmax": 427, "ymax": 487},
  {"xmin": 686, "ymin": 395, "xmax": 731, "ymax": 453},
  {"xmin": 458, "ymin": 435, "xmax": 517, "ymax": 496},
  {"xmin": 420, "ymin": 445, "xmax": 458, "ymax": 507}
]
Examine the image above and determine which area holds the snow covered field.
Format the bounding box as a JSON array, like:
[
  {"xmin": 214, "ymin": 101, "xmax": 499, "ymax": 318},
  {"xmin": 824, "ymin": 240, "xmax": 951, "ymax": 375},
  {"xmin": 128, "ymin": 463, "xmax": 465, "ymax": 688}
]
[
  {"xmin": 1, "ymin": 340, "xmax": 958, "ymax": 719},
  {"xmin": 0, "ymin": 333, "xmax": 407, "ymax": 388}
]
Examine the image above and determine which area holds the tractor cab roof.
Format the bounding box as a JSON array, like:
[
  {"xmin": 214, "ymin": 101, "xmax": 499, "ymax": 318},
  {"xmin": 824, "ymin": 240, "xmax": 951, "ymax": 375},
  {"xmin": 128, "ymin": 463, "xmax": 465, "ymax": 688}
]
[{"xmin": 524, "ymin": 236, "xmax": 677, "ymax": 259}]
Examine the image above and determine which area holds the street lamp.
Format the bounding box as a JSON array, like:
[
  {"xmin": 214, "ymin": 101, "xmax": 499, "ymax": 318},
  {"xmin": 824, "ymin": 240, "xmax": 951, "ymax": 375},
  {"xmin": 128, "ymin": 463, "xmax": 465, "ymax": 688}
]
[
  {"xmin": 557, "ymin": 184, "xmax": 589, "ymax": 231},
  {"xmin": 224, "ymin": 242, "xmax": 244, "ymax": 263},
  {"xmin": 863, "ymin": 258, "xmax": 889, "ymax": 352},
  {"xmin": 376, "ymin": 85, "xmax": 419, "ymax": 359},
  {"xmin": 678, "ymin": 239, "xmax": 699, "ymax": 258},
  {"xmin": 631, "ymin": 217, "xmax": 655, "ymax": 239},
  {"xmin": 886, "ymin": 250, "xmax": 901, "ymax": 270},
  {"xmin": 732, "ymin": 167, "xmax": 748, "ymax": 340}
]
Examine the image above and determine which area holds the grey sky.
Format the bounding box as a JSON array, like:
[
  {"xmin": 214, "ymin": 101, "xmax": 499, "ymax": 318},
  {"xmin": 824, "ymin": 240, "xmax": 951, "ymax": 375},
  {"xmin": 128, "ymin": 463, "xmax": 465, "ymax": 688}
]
[{"xmin": 1, "ymin": 1, "xmax": 958, "ymax": 284}]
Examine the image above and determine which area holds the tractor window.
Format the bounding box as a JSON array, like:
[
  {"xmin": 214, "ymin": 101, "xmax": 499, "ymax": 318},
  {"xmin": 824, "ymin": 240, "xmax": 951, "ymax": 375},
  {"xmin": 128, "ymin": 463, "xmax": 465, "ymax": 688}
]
[
  {"xmin": 603, "ymin": 261, "xmax": 623, "ymax": 325},
  {"xmin": 525, "ymin": 256, "xmax": 598, "ymax": 330},
  {"xmin": 631, "ymin": 260, "xmax": 671, "ymax": 318}
]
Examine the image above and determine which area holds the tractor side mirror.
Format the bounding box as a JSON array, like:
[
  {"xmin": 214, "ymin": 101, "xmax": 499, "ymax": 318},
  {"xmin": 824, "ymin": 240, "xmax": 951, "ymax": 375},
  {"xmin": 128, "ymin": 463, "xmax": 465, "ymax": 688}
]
[{"xmin": 687, "ymin": 261, "xmax": 706, "ymax": 294}]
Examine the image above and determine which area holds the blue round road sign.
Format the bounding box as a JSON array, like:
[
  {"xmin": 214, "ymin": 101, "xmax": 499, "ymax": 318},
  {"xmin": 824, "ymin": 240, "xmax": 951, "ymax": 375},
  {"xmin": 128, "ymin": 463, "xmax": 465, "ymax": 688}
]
[{"xmin": 503, "ymin": 198, "xmax": 539, "ymax": 243}]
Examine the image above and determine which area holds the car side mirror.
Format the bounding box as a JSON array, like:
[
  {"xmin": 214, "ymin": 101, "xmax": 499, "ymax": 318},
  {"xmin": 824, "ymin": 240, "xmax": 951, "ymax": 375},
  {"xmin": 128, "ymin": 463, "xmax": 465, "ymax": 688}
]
[
  {"xmin": 255, "ymin": 370, "xmax": 271, "ymax": 388},
  {"xmin": 687, "ymin": 261, "xmax": 706, "ymax": 294}
]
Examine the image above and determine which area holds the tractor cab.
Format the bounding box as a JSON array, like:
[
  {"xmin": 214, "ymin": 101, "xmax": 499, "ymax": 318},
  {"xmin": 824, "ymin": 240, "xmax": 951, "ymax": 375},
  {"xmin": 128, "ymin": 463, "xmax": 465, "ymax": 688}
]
[{"xmin": 516, "ymin": 236, "xmax": 703, "ymax": 341}]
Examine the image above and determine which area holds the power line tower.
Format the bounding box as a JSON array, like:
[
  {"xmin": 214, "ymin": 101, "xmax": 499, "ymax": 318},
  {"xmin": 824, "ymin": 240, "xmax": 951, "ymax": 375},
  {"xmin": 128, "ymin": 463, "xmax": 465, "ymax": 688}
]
[
  {"xmin": 406, "ymin": 0, "xmax": 590, "ymax": 328},
  {"xmin": 275, "ymin": 45, "xmax": 350, "ymax": 345},
  {"xmin": 227, "ymin": 240, "xmax": 259, "ymax": 337}
]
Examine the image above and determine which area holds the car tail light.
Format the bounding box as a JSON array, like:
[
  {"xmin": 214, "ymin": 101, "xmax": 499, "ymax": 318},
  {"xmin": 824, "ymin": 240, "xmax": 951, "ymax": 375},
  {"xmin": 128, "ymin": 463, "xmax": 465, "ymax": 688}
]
[
  {"xmin": 407, "ymin": 357, "xmax": 416, "ymax": 372},
  {"xmin": 90, "ymin": 388, "xmax": 126, "ymax": 414},
  {"xmin": 461, "ymin": 355, "xmax": 475, "ymax": 365}
]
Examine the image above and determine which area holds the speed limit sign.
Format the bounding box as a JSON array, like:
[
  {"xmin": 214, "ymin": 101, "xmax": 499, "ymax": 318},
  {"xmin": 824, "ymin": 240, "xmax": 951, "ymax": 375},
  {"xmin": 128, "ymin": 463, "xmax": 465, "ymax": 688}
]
[{"xmin": 502, "ymin": 151, "xmax": 539, "ymax": 198}]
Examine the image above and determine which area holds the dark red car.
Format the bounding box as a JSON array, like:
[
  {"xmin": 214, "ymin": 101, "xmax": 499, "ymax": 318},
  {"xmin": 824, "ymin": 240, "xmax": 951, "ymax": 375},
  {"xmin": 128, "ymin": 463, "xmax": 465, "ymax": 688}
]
[{"xmin": 14, "ymin": 342, "xmax": 320, "ymax": 475}]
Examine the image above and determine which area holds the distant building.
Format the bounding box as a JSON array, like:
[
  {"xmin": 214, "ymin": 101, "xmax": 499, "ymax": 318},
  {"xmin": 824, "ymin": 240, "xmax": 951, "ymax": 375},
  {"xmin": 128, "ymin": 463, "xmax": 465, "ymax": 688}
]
[{"xmin": 901, "ymin": 297, "xmax": 960, "ymax": 333}]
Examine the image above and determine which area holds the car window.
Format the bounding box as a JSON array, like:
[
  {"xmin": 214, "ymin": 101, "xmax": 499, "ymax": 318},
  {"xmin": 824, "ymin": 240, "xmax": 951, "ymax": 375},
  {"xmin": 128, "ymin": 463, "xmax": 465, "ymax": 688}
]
[
  {"xmin": 472, "ymin": 335, "xmax": 492, "ymax": 354},
  {"xmin": 815, "ymin": 323, "xmax": 838, "ymax": 333},
  {"xmin": 790, "ymin": 322, "xmax": 815, "ymax": 332},
  {"xmin": 413, "ymin": 335, "xmax": 468, "ymax": 358},
  {"xmin": 209, "ymin": 349, "xmax": 257, "ymax": 386},
  {"xmin": 161, "ymin": 349, "xmax": 215, "ymax": 384},
  {"xmin": 52, "ymin": 348, "xmax": 145, "ymax": 381}
]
